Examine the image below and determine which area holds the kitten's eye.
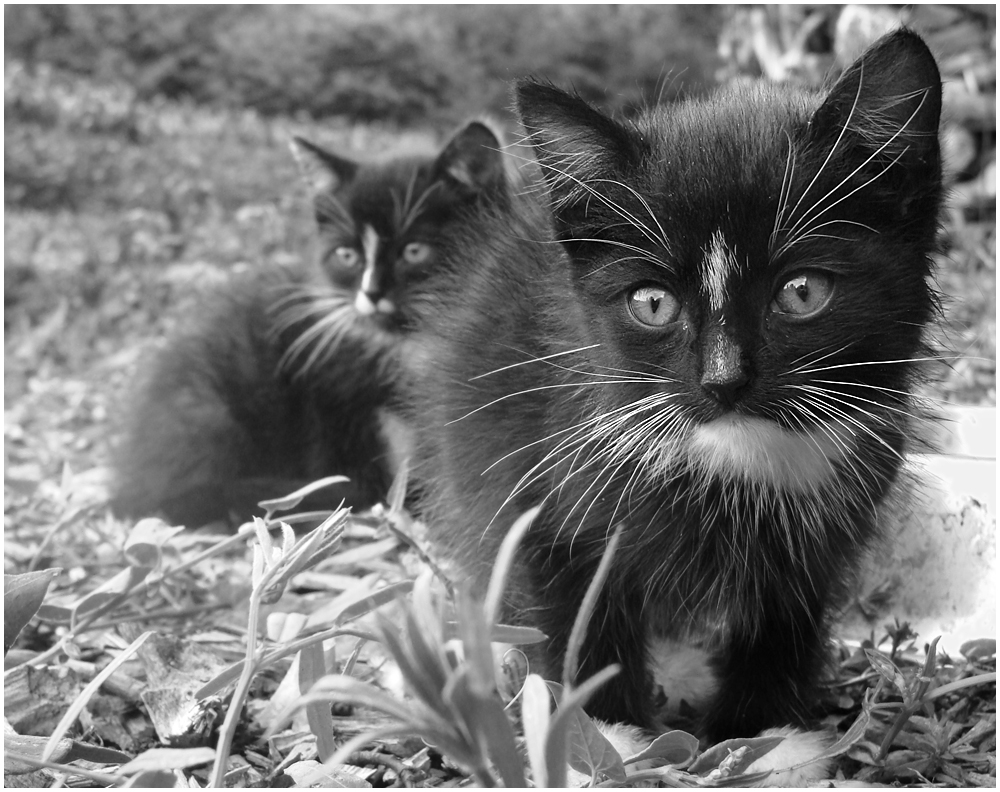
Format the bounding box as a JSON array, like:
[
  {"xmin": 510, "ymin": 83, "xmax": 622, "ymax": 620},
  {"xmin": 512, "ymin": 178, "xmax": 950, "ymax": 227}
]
[
  {"xmin": 771, "ymin": 271, "xmax": 834, "ymax": 317},
  {"xmin": 402, "ymin": 242, "xmax": 432, "ymax": 265},
  {"xmin": 628, "ymin": 286, "xmax": 680, "ymax": 327},
  {"xmin": 333, "ymin": 246, "xmax": 362, "ymax": 268}
]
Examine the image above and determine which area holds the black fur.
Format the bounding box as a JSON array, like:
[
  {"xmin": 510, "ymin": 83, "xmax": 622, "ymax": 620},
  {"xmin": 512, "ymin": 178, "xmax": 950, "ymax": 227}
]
[
  {"xmin": 112, "ymin": 121, "xmax": 506, "ymax": 526},
  {"xmin": 414, "ymin": 31, "xmax": 942, "ymax": 741}
]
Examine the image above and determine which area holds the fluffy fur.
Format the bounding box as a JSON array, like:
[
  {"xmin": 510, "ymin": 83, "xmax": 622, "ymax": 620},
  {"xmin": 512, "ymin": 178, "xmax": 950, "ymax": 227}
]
[
  {"xmin": 414, "ymin": 28, "xmax": 942, "ymax": 748},
  {"xmin": 112, "ymin": 121, "xmax": 506, "ymax": 526}
]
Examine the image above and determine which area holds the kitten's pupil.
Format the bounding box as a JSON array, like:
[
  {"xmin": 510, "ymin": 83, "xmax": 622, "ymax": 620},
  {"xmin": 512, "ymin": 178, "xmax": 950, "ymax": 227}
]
[
  {"xmin": 629, "ymin": 286, "xmax": 678, "ymax": 327},
  {"xmin": 772, "ymin": 271, "xmax": 833, "ymax": 317}
]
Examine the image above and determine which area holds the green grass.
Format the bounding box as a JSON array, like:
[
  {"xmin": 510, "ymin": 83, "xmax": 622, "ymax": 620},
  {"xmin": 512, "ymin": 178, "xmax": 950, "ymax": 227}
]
[{"xmin": 4, "ymin": 62, "xmax": 996, "ymax": 788}]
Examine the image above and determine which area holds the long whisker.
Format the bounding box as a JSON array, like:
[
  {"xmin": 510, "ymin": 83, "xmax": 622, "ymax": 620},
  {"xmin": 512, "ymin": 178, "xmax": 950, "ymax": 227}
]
[{"xmin": 470, "ymin": 344, "xmax": 602, "ymax": 380}]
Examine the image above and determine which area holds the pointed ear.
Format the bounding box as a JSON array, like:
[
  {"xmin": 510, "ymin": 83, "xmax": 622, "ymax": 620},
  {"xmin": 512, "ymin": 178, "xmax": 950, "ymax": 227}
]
[
  {"xmin": 434, "ymin": 121, "xmax": 507, "ymax": 195},
  {"xmin": 515, "ymin": 80, "xmax": 643, "ymax": 212},
  {"xmin": 811, "ymin": 29, "xmax": 941, "ymax": 178},
  {"xmin": 290, "ymin": 136, "xmax": 358, "ymax": 194}
]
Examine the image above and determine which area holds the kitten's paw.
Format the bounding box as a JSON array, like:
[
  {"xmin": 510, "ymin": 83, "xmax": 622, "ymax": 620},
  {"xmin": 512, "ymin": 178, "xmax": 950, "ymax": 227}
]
[
  {"xmin": 745, "ymin": 726, "xmax": 833, "ymax": 787},
  {"xmin": 594, "ymin": 720, "xmax": 652, "ymax": 759}
]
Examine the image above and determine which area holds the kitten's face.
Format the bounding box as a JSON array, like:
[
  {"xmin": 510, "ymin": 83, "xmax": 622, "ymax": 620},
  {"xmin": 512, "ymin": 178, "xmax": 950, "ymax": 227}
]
[
  {"xmin": 315, "ymin": 156, "xmax": 458, "ymax": 328},
  {"xmin": 283, "ymin": 122, "xmax": 504, "ymax": 370},
  {"xmin": 518, "ymin": 31, "xmax": 942, "ymax": 495}
]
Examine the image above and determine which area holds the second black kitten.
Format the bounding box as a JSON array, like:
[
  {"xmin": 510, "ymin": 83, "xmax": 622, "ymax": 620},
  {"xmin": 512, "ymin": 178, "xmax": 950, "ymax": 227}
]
[{"xmin": 112, "ymin": 121, "xmax": 506, "ymax": 526}]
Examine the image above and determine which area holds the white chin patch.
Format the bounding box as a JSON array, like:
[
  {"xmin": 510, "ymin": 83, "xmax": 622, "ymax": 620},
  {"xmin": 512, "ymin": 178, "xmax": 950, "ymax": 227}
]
[{"xmin": 687, "ymin": 415, "xmax": 853, "ymax": 492}]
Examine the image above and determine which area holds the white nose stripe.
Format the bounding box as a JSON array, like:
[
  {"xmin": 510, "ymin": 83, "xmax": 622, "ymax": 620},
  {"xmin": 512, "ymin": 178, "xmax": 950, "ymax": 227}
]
[
  {"xmin": 702, "ymin": 229, "xmax": 737, "ymax": 314},
  {"xmin": 360, "ymin": 225, "xmax": 380, "ymax": 295}
]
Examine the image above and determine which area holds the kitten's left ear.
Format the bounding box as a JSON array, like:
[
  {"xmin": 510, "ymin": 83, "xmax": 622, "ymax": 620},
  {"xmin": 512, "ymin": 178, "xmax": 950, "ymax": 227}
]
[
  {"xmin": 812, "ymin": 29, "xmax": 942, "ymax": 179},
  {"xmin": 434, "ymin": 121, "xmax": 507, "ymax": 195}
]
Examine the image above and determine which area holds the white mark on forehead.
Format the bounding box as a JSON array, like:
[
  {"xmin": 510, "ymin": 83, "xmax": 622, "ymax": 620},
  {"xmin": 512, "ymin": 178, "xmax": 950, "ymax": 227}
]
[
  {"xmin": 360, "ymin": 224, "xmax": 380, "ymax": 294},
  {"xmin": 702, "ymin": 230, "xmax": 738, "ymax": 314}
]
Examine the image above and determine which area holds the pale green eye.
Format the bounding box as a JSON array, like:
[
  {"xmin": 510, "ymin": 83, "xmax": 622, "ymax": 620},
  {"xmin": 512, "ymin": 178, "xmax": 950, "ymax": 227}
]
[
  {"xmin": 334, "ymin": 246, "xmax": 361, "ymax": 268},
  {"xmin": 628, "ymin": 286, "xmax": 679, "ymax": 327},
  {"xmin": 402, "ymin": 242, "xmax": 432, "ymax": 265},
  {"xmin": 771, "ymin": 271, "xmax": 834, "ymax": 317}
]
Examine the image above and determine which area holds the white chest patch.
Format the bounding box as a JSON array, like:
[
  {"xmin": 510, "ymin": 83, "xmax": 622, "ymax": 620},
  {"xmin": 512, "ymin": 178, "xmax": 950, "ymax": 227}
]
[
  {"xmin": 686, "ymin": 414, "xmax": 855, "ymax": 493},
  {"xmin": 377, "ymin": 409, "xmax": 416, "ymax": 480}
]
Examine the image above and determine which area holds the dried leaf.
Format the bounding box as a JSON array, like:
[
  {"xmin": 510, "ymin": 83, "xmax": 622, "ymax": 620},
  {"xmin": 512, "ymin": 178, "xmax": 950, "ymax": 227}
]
[
  {"xmin": 258, "ymin": 475, "xmax": 350, "ymax": 515},
  {"xmin": 688, "ymin": 734, "xmax": 784, "ymax": 776},
  {"xmin": 119, "ymin": 746, "xmax": 215, "ymax": 774}
]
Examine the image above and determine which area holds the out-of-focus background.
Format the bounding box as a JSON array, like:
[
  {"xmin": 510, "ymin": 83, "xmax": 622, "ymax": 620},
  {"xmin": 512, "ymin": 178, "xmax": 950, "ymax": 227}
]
[{"xmin": 4, "ymin": 3, "xmax": 994, "ymax": 504}]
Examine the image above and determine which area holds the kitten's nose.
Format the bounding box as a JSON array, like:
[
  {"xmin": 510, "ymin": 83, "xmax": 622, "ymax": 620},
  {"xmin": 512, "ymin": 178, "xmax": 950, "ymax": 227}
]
[{"xmin": 700, "ymin": 325, "xmax": 749, "ymax": 407}]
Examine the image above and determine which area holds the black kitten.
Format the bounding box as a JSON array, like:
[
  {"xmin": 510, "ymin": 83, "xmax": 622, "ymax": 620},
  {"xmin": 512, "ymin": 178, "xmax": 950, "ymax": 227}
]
[
  {"xmin": 415, "ymin": 29, "xmax": 942, "ymax": 750},
  {"xmin": 112, "ymin": 121, "xmax": 506, "ymax": 526}
]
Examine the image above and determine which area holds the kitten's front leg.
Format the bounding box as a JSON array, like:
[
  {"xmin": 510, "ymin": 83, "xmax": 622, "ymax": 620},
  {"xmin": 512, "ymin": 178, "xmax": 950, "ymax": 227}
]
[
  {"xmin": 701, "ymin": 606, "xmax": 828, "ymax": 742},
  {"xmin": 527, "ymin": 556, "xmax": 655, "ymax": 727}
]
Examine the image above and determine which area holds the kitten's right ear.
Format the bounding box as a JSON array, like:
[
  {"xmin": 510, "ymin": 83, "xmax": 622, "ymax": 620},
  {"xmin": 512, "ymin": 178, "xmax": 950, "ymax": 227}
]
[
  {"xmin": 515, "ymin": 80, "xmax": 643, "ymax": 211},
  {"xmin": 434, "ymin": 121, "xmax": 507, "ymax": 195},
  {"xmin": 290, "ymin": 136, "xmax": 358, "ymax": 194}
]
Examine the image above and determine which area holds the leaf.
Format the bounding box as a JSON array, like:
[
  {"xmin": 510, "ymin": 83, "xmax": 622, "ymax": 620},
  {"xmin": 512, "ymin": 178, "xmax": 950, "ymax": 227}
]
[
  {"xmin": 521, "ymin": 674, "xmax": 553, "ymax": 786},
  {"xmin": 626, "ymin": 729, "xmax": 700, "ymax": 767},
  {"xmin": 807, "ymin": 703, "xmax": 873, "ymax": 764},
  {"xmin": 307, "ymin": 579, "xmax": 413, "ymax": 629},
  {"xmin": 565, "ymin": 707, "xmax": 627, "ymax": 784},
  {"xmin": 864, "ymin": 648, "xmax": 907, "ymax": 695},
  {"xmin": 119, "ymin": 747, "xmax": 215, "ymax": 774},
  {"xmin": 71, "ymin": 566, "xmax": 148, "ymax": 629},
  {"xmin": 4, "ymin": 569, "xmax": 62, "ymax": 654},
  {"xmin": 123, "ymin": 518, "xmax": 183, "ymax": 569},
  {"xmin": 483, "ymin": 506, "xmax": 539, "ymax": 628},
  {"xmin": 563, "ymin": 524, "xmax": 623, "ymax": 688},
  {"xmin": 258, "ymin": 476, "xmax": 349, "ymax": 515},
  {"xmin": 4, "ymin": 732, "xmax": 75, "ymax": 773},
  {"xmin": 442, "ymin": 667, "xmax": 527, "ymax": 787},
  {"xmin": 120, "ymin": 770, "xmax": 179, "ymax": 787},
  {"xmin": 545, "ymin": 664, "xmax": 621, "ymax": 789},
  {"xmin": 488, "ymin": 623, "xmax": 547, "ymax": 645},
  {"xmin": 300, "ymin": 642, "xmax": 336, "ymax": 761},
  {"xmin": 688, "ymin": 734, "xmax": 785, "ymax": 776}
]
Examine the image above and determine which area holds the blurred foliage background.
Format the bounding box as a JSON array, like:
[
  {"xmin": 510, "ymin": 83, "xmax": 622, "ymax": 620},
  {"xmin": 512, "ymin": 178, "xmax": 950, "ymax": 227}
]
[
  {"xmin": 3, "ymin": 5, "xmax": 724, "ymax": 124},
  {"xmin": 3, "ymin": 4, "xmax": 995, "ymax": 491}
]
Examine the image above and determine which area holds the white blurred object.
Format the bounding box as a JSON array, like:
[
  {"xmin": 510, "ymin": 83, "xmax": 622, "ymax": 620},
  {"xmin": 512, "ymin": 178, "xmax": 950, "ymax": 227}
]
[{"xmin": 843, "ymin": 407, "xmax": 997, "ymax": 649}]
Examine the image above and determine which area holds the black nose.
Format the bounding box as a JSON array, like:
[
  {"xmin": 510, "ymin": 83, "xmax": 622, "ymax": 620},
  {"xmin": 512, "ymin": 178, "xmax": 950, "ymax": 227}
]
[{"xmin": 701, "ymin": 373, "xmax": 749, "ymax": 408}]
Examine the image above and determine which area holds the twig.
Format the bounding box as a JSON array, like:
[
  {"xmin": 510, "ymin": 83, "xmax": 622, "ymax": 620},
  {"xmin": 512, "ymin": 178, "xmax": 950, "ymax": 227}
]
[{"xmin": 348, "ymin": 750, "xmax": 413, "ymax": 788}]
